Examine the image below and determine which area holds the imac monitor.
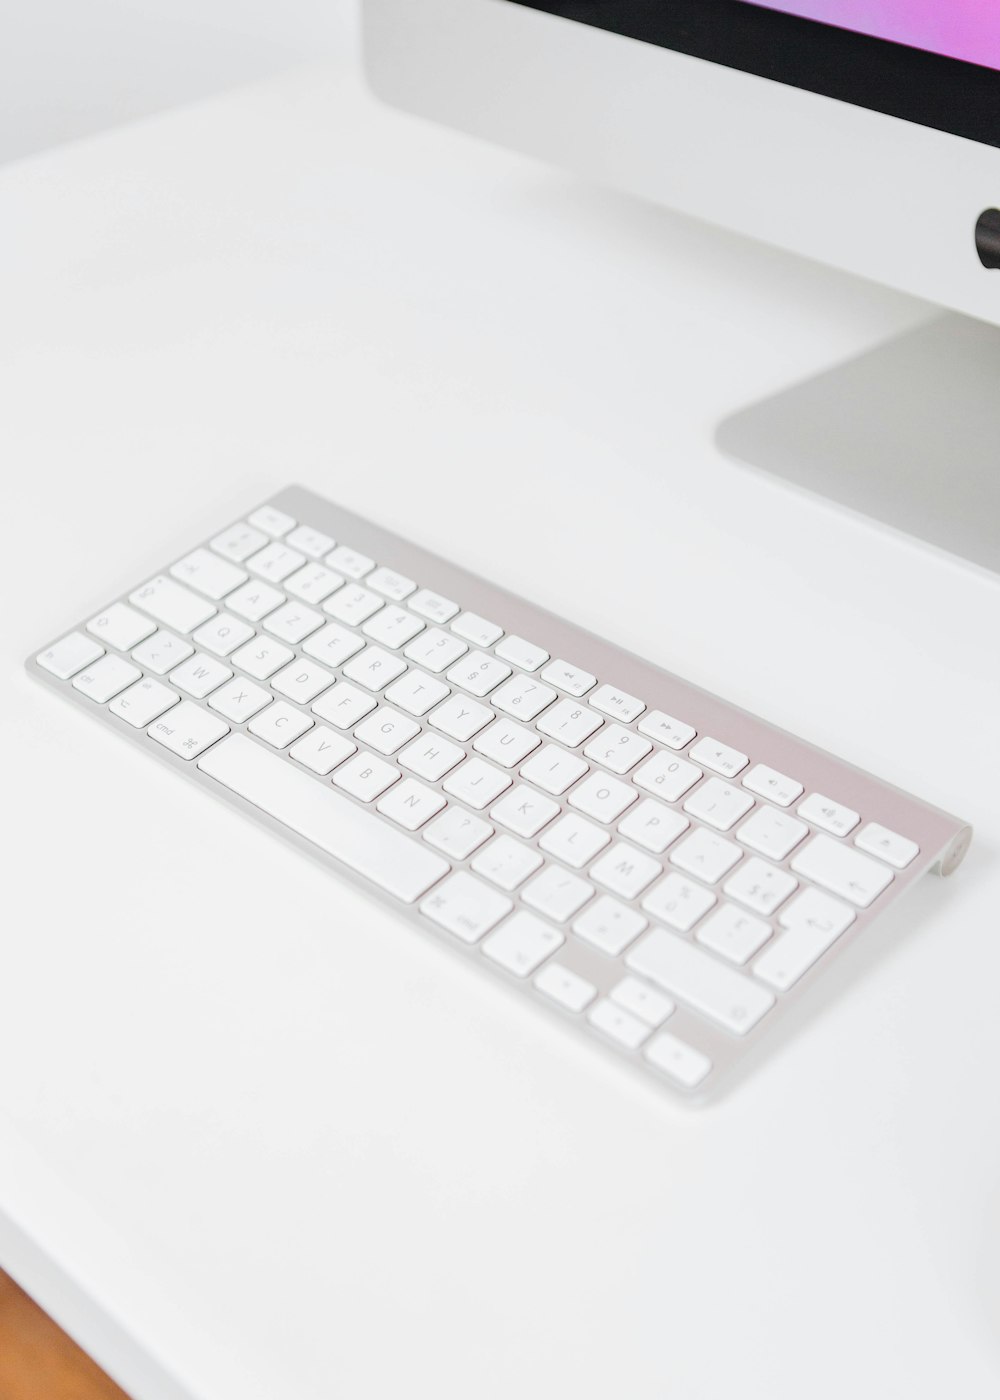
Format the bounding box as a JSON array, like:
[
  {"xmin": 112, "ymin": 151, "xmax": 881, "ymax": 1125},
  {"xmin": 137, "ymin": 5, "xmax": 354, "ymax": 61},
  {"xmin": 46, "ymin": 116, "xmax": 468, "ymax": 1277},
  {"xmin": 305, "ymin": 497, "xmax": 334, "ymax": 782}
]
[{"xmin": 364, "ymin": 1, "xmax": 1000, "ymax": 571}]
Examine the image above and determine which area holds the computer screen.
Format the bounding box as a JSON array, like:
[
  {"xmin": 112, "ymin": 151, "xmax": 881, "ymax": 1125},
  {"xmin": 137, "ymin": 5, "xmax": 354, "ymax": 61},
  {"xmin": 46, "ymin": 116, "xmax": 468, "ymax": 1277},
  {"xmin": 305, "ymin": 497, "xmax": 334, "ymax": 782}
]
[
  {"xmin": 509, "ymin": 1, "xmax": 1000, "ymax": 147},
  {"xmin": 748, "ymin": 2, "xmax": 1000, "ymax": 70}
]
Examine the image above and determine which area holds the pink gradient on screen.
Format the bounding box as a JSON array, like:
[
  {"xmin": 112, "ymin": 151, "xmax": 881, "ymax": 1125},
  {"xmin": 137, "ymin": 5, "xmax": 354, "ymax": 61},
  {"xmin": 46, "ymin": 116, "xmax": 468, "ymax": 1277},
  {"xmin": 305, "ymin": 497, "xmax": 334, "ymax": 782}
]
[{"xmin": 747, "ymin": 1, "xmax": 1000, "ymax": 70}]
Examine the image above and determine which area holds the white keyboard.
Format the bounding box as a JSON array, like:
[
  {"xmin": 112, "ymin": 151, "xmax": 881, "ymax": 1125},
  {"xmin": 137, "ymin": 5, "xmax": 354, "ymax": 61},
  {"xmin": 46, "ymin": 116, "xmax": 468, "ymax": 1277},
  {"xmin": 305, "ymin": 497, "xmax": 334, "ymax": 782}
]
[{"xmin": 29, "ymin": 486, "xmax": 972, "ymax": 1099}]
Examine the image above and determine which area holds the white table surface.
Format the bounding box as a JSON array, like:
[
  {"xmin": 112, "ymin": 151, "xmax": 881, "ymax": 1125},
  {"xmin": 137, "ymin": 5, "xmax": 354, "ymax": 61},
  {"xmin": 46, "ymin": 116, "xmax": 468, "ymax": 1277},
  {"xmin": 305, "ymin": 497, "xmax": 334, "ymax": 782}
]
[{"xmin": 3, "ymin": 14, "xmax": 999, "ymax": 1400}]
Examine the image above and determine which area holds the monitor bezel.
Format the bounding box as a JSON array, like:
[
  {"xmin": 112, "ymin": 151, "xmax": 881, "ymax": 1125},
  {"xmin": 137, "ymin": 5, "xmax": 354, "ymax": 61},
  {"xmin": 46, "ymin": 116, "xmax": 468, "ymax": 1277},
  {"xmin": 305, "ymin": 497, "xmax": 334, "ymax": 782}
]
[{"xmin": 508, "ymin": 0, "xmax": 1000, "ymax": 150}]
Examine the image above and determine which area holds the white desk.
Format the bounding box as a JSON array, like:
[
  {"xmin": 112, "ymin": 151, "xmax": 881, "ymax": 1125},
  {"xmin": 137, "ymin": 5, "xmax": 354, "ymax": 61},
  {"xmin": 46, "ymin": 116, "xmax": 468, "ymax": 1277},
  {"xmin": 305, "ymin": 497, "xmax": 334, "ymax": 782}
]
[{"xmin": 3, "ymin": 17, "xmax": 999, "ymax": 1400}]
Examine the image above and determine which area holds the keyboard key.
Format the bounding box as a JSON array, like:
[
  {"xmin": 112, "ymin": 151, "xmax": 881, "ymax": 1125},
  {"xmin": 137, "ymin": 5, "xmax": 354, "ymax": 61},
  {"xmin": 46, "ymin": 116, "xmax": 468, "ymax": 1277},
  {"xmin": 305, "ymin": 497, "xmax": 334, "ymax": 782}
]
[
  {"xmin": 796, "ymin": 792, "xmax": 860, "ymax": 837},
  {"xmin": 471, "ymin": 835, "xmax": 543, "ymax": 891},
  {"xmin": 239, "ymin": 512, "xmax": 294, "ymax": 554},
  {"xmin": 312, "ymin": 681, "xmax": 377, "ymax": 728},
  {"xmin": 326, "ymin": 544, "xmax": 374, "ymax": 579},
  {"xmin": 246, "ymin": 541, "xmax": 306, "ymax": 583},
  {"xmin": 427, "ymin": 694, "xmax": 494, "ymax": 741},
  {"xmin": 376, "ymin": 778, "xmax": 447, "ymax": 831},
  {"xmin": 689, "ymin": 737, "xmax": 749, "ymax": 778},
  {"xmin": 131, "ymin": 631, "xmax": 193, "ymax": 675},
  {"xmin": 683, "ymin": 777, "xmax": 755, "ymax": 831},
  {"xmin": 452, "ymin": 611, "xmax": 503, "ymax": 648},
  {"xmin": 669, "ymin": 828, "xmax": 742, "ymax": 884},
  {"xmin": 447, "ymin": 651, "xmax": 512, "ymax": 697},
  {"xmin": 363, "ymin": 605, "xmax": 425, "ymax": 649},
  {"xmin": 522, "ymin": 867, "xmax": 593, "ymax": 923},
  {"xmin": 641, "ymin": 873, "xmax": 715, "ymax": 933},
  {"xmin": 284, "ymin": 563, "xmax": 344, "ymax": 605},
  {"xmin": 610, "ymin": 976, "xmax": 674, "ymax": 1028},
  {"xmin": 583, "ymin": 724, "xmax": 652, "ymax": 774},
  {"xmin": 248, "ymin": 505, "xmax": 296, "ymax": 537},
  {"xmin": 200, "ymin": 734, "xmax": 447, "ymax": 903},
  {"xmin": 534, "ymin": 963, "xmax": 596, "ymax": 1013},
  {"xmin": 723, "ymin": 856, "xmax": 797, "ymax": 916},
  {"xmin": 589, "ymin": 843, "xmax": 662, "ymax": 899},
  {"xmin": 353, "ymin": 706, "xmax": 421, "ymax": 756},
  {"xmin": 489, "ymin": 785, "xmax": 560, "ymax": 838},
  {"xmin": 127, "ymin": 581, "xmax": 214, "ymax": 637},
  {"xmin": 170, "ymin": 548, "xmax": 246, "ymax": 600},
  {"xmin": 696, "ymin": 904, "xmax": 772, "ymax": 965},
  {"xmin": 790, "ymin": 834, "xmax": 893, "ymax": 907},
  {"xmin": 588, "ymin": 998, "xmax": 649, "ymax": 1051},
  {"xmin": 518, "ymin": 744, "xmax": 588, "ymax": 796},
  {"xmin": 207, "ymin": 678, "xmax": 273, "ymax": 724},
  {"xmin": 536, "ymin": 700, "xmax": 603, "ymax": 748},
  {"xmin": 169, "ymin": 653, "xmax": 232, "ymax": 699},
  {"xmin": 443, "ymin": 758, "xmax": 512, "ymax": 810},
  {"xmin": 421, "ymin": 871, "xmax": 511, "ymax": 943},
  {"xmin": 285, "ymin": 525, "xmax": 335, "ymax": 559},
  {"xmin": 540, "ymin": 659, "xmax": 595, "ymax": 697},
  {"xmin": 230, "ymin": 637, "xmax": 294, "ymax": 680},
  {"xmin": 590, "ymin": 684, "xmax": 644, "ymax": 724},
  {"xmin": 494, "ymin": 635, "xmax": 548, "ymax": 672},
  {"xmin": 247, "ymin": 701, "xmax": 314, "ymax": 750},
  {"xmin": 367, "ymin": 566, "xmax": 416, "ymax": 601},
  {"xmin": 324, "ymin": 584, "xmax": 383, "ymax": 626},
  {"xmin": 262, "ymin": 602, "xmax": 324, "ymax": 645},
  {"xmin": 383, "ymin": 669, "xmax": 450, "ymax": 717},
  {"xmin": 644, "ymin": 1032, "xmax": 712, "ymax": 1089},
  {"xmin": 211, "ymin": 522, "xmax": 268, "ymax": 562},
  {"xmin": 753, "ymin": 888, "xmax": 855, "ymax": 991},
  {"xmin": 409, "ymin": 588, "xmax": 459, "ymax": 624},
  {"xmin": 627, "ymin": 928, "xmax": 775, "ymax": 1035},
  {"xmin": 855, "ymin": 822, "xmax": 919, "ymax": 869},
  {"xmin": 634, "ymin": 752, "xmax": 701, "ymax": 802},
  {"xmin": 271, "ymin": 660, "xmax": 335, "ymax": 706},
  {"xmin": 332, "ymin": 751, "xmax": 401, "ymax": 802},
  {"xmin": 289, "ymin": 726, "xmax": 356, "ymax": 775},
  {"xmin": 482, "ymin": 911, "xmax": 563, "ymax": 977},
  {"xmin": 423, "ymin": 808, "xmax": 493, "ymax": 860},
  {"xmin": 398, "ymin": 734, "xmax": 465, "ymax": 782},
  {"xmin": 90, "ymin": 600, "xmax": 159, "ymax": 649},
  {"xmin": 192, "ymin": 613, "xmax": 255, "ymax": 657},
  {"xmin": 404, "ymin": 628, "xmax": 468, "ymax": 673},
  {"xmin": 742, "ymin": 764, "xmax": 803, "ymax": 808},
  {"xmin": 638, "ymin": 710, "xmax": 696, "ymax": 750},
  {"xmin": 617, "ymin": 799, "xmax": 688, "ymax": 854},
  {"xmin": 149, "ymin": 700, "xmax": 229, "ymax": 759},
  {"xmin": 473, "ymin": 718, "xmax": 540, "ymax": 768},
  {"xmin": 225, "ymin": 580, "xmax": 285, "ymax": 623},
  {"xmin": 37, "ymin": 632, "xmax": 104, "ymax": 679},
  {"xmin": 342, "ymin": 645, "xmax": 408, "ymax": 691},
  {"xmin": 490, "ymin": 674, "xmax": 557, "ymax": 721},
  {"xmin": 301, "ymin": 622, "xmax": 365, "ymax": 669},
  {"xmin": 572, "ymin": 896, "xmax": 646, "ymax": 956},
  {"xmin": 539, "ymin": 813, "xmax": 610, "ymax": 868},
  {"xmin": 736, "ymin": 806, "xmax": 808, "ymax": 861},
  {"xmin": 567, "ymin": 772, "xmax": 636, "ymax": 824},
  {"xmin": 109, "ymin": 677, "xmax": 179, "ymax": 727}
]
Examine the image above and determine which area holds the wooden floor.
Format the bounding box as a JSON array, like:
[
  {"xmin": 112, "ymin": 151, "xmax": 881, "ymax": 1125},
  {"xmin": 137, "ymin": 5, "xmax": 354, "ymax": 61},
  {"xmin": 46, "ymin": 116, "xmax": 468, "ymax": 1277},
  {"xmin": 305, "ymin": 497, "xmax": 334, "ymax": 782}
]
[{"xmin": 0, "ymin": 1271, "xmax": 131, "ymax": 1400}]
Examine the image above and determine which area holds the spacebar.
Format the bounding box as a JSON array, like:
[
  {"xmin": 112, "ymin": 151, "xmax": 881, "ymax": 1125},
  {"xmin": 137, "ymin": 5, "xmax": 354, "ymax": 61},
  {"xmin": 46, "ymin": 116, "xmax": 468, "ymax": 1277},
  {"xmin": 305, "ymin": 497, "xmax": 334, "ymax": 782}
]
[{"xmin": 198, "ymin": 734, "xmax": 450, "ymax": 903}]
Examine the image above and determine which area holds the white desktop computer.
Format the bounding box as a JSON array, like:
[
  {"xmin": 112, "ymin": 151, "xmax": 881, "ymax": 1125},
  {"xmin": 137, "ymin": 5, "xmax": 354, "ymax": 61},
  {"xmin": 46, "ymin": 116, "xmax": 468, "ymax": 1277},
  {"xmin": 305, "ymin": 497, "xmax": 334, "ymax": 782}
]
[{"xmin": 364, "ymin": 0, "xmax": 1000, "ymax": 572}]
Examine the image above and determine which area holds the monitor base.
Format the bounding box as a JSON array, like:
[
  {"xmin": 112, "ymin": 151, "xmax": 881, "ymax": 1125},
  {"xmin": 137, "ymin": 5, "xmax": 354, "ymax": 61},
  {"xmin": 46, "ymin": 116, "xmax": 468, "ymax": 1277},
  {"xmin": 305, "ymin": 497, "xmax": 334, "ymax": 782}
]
[{"xmin": 715, "ymin": 313, "xmax": 1000, "ymax": 578}]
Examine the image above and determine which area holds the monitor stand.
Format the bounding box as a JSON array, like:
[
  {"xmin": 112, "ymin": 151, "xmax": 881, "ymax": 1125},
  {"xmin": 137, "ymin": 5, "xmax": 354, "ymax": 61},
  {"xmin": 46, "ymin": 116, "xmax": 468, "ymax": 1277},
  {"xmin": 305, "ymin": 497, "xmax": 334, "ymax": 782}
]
[{"xmin": 715, "ymin": 312, "xmax": 1000, "ymax": 578}]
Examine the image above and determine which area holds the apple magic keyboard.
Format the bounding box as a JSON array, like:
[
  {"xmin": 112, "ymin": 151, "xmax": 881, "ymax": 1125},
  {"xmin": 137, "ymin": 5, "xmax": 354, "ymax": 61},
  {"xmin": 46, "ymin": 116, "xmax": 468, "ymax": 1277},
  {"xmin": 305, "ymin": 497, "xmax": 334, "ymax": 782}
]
[{"xmin": 28, "ymin": 486, "xmax": 972, "ymax": 1101}]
